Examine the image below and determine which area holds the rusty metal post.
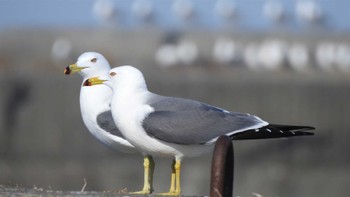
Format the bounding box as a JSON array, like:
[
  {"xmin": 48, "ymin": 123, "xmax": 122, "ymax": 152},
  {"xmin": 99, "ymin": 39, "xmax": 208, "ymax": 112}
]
[{"xmin": 210, "ymin": 135, "xmax": 234, "ymax": 197}]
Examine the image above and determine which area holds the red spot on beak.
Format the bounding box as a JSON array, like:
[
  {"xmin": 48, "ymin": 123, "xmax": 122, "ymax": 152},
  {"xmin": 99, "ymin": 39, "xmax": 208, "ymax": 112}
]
[
  {"xmin": 83, "ymin": 79, "xmax": 91, "ymax": 86},
  {"xmin": 64, "ymin": 66, "xmax": 71, "ymax": 75}
]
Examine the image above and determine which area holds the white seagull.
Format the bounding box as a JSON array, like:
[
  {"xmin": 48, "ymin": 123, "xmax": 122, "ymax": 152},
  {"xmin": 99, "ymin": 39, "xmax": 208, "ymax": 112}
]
[
  {"xmin": 84, "ymin": 65, "xmax": 314, "ymax": 196},
  {"xmin": 64, "ymin": 52, "xmax": 155, "ymax": 194}
]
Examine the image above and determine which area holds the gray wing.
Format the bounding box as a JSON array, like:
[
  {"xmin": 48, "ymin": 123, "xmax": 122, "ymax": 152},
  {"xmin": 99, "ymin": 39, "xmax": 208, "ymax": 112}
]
[
  {"xmin": 96, "ymin": 110, "xmax": 124, "ymax": 138},
  {"xmin": 142, "ymin": 96, "xmax": 267, "ymax": 145}
]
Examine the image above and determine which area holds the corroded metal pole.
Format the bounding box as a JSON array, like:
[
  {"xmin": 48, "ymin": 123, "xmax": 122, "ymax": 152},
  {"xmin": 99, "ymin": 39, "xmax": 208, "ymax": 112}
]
[{"xmin": 210, "ymin": 135, "xmax": 234, "ymax": 197}]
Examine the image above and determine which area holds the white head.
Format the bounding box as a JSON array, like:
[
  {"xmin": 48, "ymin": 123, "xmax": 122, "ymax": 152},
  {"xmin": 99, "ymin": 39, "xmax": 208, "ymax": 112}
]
[
  {"xmin": 83, "ymin": 66, "xmax": 147, "ymax": 92},
  {"xmin": 64, "ymin": 52, "xmax": 111, "ymax": 79},
  {"xmin": 109, "ymin": 66, "xmax": 147, "ymax": 89}
]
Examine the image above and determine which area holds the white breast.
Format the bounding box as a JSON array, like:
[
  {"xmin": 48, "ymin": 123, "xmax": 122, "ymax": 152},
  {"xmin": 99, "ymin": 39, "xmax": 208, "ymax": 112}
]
[{"xmin": 80, "ymin": 84, "xmax": 135, "ymax": 153}]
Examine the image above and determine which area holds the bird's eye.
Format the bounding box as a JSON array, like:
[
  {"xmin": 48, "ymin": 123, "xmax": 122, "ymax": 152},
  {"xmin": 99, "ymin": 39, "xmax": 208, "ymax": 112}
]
[
  {"xmin": 91, "ymin": 58, "xmax": 97, "ymax": 63},
  {"xmin": 110, "ymin": 72, "xmax": 117, "ymax": 77}
]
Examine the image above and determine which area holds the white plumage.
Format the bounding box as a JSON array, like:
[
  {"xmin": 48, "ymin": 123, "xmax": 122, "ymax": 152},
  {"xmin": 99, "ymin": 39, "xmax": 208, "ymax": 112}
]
[
  {"xmin": 85, "ymin": 65, "xmax": 314, "ymax": 196},
  {"xmin": 71, "ymin": 53, "xmax": 314, "ymax": 196},
  {"xmin": 65, "ymin": 52, "xmax": 155, "ymax": 195}
]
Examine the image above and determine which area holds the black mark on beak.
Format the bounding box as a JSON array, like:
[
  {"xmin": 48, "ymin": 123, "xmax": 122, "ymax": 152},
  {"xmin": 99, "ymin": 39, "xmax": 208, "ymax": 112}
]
[
  {"xmin": 83, "ymin": 79, "xmax": 91, "ymax": 86},
  {"xmin": 64, "ymin": 66, "xmax": 71, "ymax": 75}
]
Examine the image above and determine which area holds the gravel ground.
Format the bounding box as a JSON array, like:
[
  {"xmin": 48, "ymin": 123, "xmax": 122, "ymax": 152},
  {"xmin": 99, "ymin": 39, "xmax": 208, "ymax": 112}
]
[
  {"xmin": 0, "ymin": 185, "xmax": 128, "ymax": 197},
  {"xmin": 0, "ymin": 185, "xmax": 198, "ymax": 197}
]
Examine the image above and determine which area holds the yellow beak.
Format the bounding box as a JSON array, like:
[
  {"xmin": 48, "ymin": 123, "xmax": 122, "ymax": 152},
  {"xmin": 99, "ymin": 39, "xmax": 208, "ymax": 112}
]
[
  {"xmin": 64, "ymin": 64, "xmax": 87, "ymax": 75},
  {"xmin": 83, "ymin": 77, "xmax": 107, "ymax": 86}
]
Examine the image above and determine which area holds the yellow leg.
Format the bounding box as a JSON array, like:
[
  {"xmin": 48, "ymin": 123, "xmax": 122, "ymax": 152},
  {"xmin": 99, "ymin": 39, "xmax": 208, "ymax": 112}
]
[
  {"xmin": 169, "ymin": 172, "xmax": 176, "ymax": 193},
  {"xmin": 130, "ymin": 155, "xmax": 154, "ymax": 194},
  {"xmin": 157, "ymin": 159, "xmax": 181, "ymax": 196},
  {"xmin": 168, "ymin": 160, "xmax": 176, "ymax": 193},
  {"xmin": 174, "ymin": 159, "xmax": 181, "ymax": 195}
]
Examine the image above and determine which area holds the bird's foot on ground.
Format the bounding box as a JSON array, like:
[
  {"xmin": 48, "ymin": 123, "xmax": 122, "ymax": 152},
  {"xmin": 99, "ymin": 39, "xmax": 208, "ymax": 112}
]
[
  {"xmin": 155, "ymin": 190, "xmax": 181, "ymax": 196},
  {"xmin": 129, "ymin": 188, "xmax": 153, "ymax": 195}
]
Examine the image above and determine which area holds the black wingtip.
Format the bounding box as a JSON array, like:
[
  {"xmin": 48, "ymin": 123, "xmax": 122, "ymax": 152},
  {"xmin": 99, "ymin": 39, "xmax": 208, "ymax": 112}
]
[
  {"xmin": 231, "ymin": 124, "xmax": 315, "ymax": 140},
  {"xmin": 269, "ymin": 124, "xmax": 315, "ymax": 131}
]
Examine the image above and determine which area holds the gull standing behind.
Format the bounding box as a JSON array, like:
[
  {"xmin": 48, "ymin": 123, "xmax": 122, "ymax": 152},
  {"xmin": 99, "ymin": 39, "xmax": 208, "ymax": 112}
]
[
  {"xmin": 64, "ymin": 52, "xmax": 155, "ymax": 194},
  {"xmin": 84, "ymin": 65, "xmax": 314, "ymax": 196}
]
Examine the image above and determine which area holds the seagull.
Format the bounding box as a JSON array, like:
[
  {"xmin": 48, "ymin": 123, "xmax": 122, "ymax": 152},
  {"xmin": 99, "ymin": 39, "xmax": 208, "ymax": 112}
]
[
  {"xmin": 84, "ymin": 65, "xmax": 314, "ymax": 196},
  {"xmin": 64, "ymin": 52, "xmax": 155, "ymax": 194}
]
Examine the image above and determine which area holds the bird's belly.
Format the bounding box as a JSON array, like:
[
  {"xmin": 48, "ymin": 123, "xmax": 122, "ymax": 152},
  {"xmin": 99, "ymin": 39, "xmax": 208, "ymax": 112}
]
[
  {"xmin": 119, "ymin": 123, "xmax": 213, "ymax": 158},
  {"xmin": 123, "ymin": 125, "xmax": 182, "ymax": 157}
]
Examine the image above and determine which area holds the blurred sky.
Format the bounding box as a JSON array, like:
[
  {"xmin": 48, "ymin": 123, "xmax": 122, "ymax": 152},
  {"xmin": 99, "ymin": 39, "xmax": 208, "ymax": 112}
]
[{"xmin": 1, "ymin": 0, "xmax": 350, "ymax": 31}]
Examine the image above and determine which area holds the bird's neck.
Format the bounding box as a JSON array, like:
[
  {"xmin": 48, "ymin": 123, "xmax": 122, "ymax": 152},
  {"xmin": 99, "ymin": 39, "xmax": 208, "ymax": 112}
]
[
  {"xmin": 111, "ymin": 84, "xmax": 152, "ymax": 128},
  {"xmin": 80, "ymin": 85, "xmax": 112, "ymax": 116},
  {"xmin": 114, "ymin": 79, "xmax": 148, "ymax": 99},
  {"xmin": 113, "ymin": 86, "xmax": 148, "ymax": 104}
]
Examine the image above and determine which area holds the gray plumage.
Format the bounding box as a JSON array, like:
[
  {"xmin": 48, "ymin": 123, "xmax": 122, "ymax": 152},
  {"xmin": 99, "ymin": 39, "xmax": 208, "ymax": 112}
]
[
  {"xmin": 142, "ymin": 95, "xmax": 267, "ymax": 145},
  {"xmin": 96, "ymin": 110, "xmax": 124, "ymax": 138}
]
